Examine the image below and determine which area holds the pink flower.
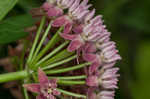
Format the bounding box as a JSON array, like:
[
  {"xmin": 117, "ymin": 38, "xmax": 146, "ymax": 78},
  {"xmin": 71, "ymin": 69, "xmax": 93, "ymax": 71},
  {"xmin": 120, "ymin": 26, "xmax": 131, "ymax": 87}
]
[
  {"xmin": 23, "ymin": 69, "xmax": 60, "ymax": 99},
  {"xmin": 97, "ymin": 90, "xmax": 115, "ymax": 99},
  {"xmin": 86, "ymin": 67, "xmax": 120, "ymax": 89},
  {"xmin": 52, "ymin": 15, "xmax": 73, "ymax": 34},
  {"xmin": 60, "ymin": 33, "xmax": 85, "ymax": 52},
  {"xmin": 83, "ymin": 40, "xmax": 121, "ymax": 74},
  {"xmin": 57, "ymin": 0, "xmax": 74, "ymax": 9},
  {"xmin": 42, "ymin": 2, "xmax": 63, "ymax": 17}
]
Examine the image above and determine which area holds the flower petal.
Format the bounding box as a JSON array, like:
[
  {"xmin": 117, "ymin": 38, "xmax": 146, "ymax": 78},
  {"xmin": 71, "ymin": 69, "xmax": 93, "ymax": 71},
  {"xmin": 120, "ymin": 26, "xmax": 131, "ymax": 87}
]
[
  {"xmin": 48, "ymin": 94, "xmax": 55, "ymax": 99},
  {"xmin": 83, "ymin": 53, "xmax": 97, "ymax": 62},
  {"xmin": 89, "ymin": 62, "xmax": 101, "ymax": 75},
  {"xmin": 47, "ymin": 7, "xmax": 63, "ymax": 17},
  {"xmin": 60, "ymin": 33, "xmax": 78, "ymax": 40},
  {"xmin": 86, "ymin": 76, "xmax": 99, "ymax": 87},
  {"xmin": 38, "ymin": 68, "xmax": 49, "ymax": 84},
  {"xmin": 73, "ymin": 25, "xmax": 83, "ymax": 34},
  {"xmin": 67, "ymin": 39, "xmax": 83, "ymax": 52},
  {"xmin": 52, "ymin": 16, "xmax": 67, "ymax": 27},
  {"xmin": 63, "ymin": 23, "xmax": 72, "ymax": 34},
  {"xmin": 42, "ymin": 2, "xmax": 53, "ymax": 11},
  {"xmin": 52, "ymin": 89, "xmax": 61, "ymax": 95},
  {"xmin": 23, "ymin": 84, "xmax": 40, "ymax": 93},
  {"xmin": 49, "ymin": 79, "xmax": 58, "ymax": 88}
]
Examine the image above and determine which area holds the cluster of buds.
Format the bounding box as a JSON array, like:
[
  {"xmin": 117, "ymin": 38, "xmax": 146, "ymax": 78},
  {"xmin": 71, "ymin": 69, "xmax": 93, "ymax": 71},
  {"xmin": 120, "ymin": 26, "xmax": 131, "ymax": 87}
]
[{"xmin": 24, "ymin": 0, "xmax": 121, "ymax": 99}]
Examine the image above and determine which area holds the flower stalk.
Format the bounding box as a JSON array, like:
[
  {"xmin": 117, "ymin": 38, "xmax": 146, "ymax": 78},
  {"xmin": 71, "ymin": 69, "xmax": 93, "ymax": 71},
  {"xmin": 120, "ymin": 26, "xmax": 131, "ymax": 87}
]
[
  {"xmin": 42, "ymin": 55, "xmax": 77, "ymax": 70},
  {"xmin": 58, "ymin": 80, "xmax": 85, "ymax": 85},
  {"xmin": 0, "ymin": 70, "xmax": 28, "ymax": 83},
  {"xmin": 32, "ymin": 27, "xmax": 63, "ymax": 64},
  {"xmin": 56, "ymin": 88, "xmax": 87, "ymax": 99},
  {"xmin": 45, "ymin": 62, "xmax": 91, "ymax": 74},
  {"xmin": 48, "ymin": 75, "xmax": 86, "ymax": 80},
  {"xmin": 27, "ymin": 16, "xmax": 46, "ymax": 63}
]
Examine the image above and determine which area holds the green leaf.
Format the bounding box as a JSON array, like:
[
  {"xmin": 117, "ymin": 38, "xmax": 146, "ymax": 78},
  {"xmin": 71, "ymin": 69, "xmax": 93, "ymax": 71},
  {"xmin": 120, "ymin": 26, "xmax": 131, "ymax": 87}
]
[
  {"xmin": 0, "ymin": 0, "xmax": 18, "ymax": 21},
  {"xmin": 0, "ymin": 14, "xmax": 35, "ymax": 44},
  {"xmin": 18, "ymin": 0, "xmax": 42, "ymax": 12}
]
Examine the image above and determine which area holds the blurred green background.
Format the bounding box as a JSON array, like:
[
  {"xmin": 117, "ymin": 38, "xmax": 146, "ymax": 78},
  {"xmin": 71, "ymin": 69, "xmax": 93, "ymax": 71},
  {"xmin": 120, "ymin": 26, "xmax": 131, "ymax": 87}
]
[{"xmin": 0, "ymin": 0, "xmax": 150, "ymax": 98}]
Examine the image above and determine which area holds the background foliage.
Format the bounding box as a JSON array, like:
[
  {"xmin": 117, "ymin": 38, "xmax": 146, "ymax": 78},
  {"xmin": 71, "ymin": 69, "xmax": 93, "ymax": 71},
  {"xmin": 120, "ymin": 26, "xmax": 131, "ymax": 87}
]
[{"xmin": 0, "ymin": 0, "xmax": 150, "ymax": 98}]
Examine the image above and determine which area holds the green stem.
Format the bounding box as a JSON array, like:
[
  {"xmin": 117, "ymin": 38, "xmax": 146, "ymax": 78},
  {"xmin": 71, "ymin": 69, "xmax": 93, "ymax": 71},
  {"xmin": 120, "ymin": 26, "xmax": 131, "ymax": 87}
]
[
  {"xmin": 48, "ymin": 75, "xmax": 86, "ymax": 80},
  {"xmin": 56, "ymin": 88, "xmax": 86, "ymax": 99},
  {"xmin": 27, "ymin": 16, "xmax": 46, "ymax": 63},
  {"xmin": 32, "ymin": 21, "xmax": 52, "ymax": 60},
  {"xmin": 23, "ymin": 88, "xmax": 29, "ymax": 99},
  {"xmin": 45, "ymin": 62, "xmax": 91, "ymax": 74},
  {"xmin": 42, "ymin": 55, "xmax": 77, "ymax": 70},
  {"xmin": 34, "ymin": 41, "xmax": 69, "ymax": 69},
  {"xmin": 58, "ymin": 80, "xmax": 85, "ymax": 85},
  {"xmin": 33, "ymin": 27, "xmax": 63, "ymax": 63},
  {"xmin": 41, "ymin": 49, "xmax": 75, "ymax": 67},
  {"xmin": 0, "ymin": 70, "xmax": 28, "ymax": 83}
]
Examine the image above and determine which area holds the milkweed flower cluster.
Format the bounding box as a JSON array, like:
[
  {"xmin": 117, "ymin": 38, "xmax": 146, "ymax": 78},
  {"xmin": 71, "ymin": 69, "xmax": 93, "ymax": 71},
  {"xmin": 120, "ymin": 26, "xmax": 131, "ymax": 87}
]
[{"xmin": 23, "ymin": 0, "xmax": 121, "ymax": 99}]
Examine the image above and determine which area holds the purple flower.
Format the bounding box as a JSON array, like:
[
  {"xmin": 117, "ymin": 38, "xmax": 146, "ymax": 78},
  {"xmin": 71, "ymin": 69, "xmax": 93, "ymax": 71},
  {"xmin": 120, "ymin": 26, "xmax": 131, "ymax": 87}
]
[
  {"xmin": 23, "ymin": 69, "xmax": 60, "ymax": 99},
  {"xmin": 86, "ymin": 67, "xmax": 120, "ymax": 89}
]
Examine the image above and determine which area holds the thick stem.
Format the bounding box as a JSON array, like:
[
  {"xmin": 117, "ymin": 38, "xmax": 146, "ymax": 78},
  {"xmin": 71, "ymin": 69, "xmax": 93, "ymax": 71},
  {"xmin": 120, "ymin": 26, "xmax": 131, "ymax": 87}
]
[
  {"xmin": 0, "ymin": 70, "xmax": 28, "ymax": 83},
  {"xmin": 56, "ymin": 88, "xmax": 86, "ymax": 99},
  {"xmin": 45, "ymin": 62, "xmax": 91, "ymax": 74}
]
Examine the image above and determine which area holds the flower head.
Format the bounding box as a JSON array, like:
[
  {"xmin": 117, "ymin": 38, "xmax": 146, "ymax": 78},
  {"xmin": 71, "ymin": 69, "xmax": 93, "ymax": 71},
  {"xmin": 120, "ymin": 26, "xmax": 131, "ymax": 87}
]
[{"xmin": 23, "ymin": 69, "xmax": 60, "ymax": 99}]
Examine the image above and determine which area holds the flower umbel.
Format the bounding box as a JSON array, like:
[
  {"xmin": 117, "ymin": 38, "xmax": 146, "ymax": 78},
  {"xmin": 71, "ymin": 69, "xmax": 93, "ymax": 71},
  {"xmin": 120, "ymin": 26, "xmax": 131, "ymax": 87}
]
[{"xmin": 23, "ymin": 69, "xmax": 60, "ymax": 99}]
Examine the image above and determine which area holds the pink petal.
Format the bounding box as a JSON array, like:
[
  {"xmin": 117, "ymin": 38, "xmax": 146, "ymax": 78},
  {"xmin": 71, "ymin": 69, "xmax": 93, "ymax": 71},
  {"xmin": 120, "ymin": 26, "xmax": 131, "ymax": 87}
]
[
  {"xmin": 73, "ymin": 25, "xmax": 83, "ymax": 34},
  {"xmin": 47, "ymin": 94, "xmax": 55, "ymax": 99},
  {"xmin": 42, "ymin": 2, "xmax": 53, "ymax": 11},
  {"xmin": 52, "ymin": 89, "xmax": 61, "ymax": 95},
  {"xmin": 60, "ymin": 33, "xmax": 78, "ymax": 40},
  {"xmin": 89, "ymin": 61, "xmax": 101, "ymax": 75},
  {"xmin": 83, "ymin": 53, "xmax": 97, "ymax": 62},
  {"xmin": 67, "ymin": 39, "xmax": 84, "ymax": 52},
  {"xmin": 47, "ymin": 7, "xmax": 63, "ymax": 17},
  {"xmin": 23, "ymin": 84, "xmax": 40, "ymax": 93},
  {"xmin": 86, "ymin": 76, "xmax": 99, "ymax": 87},
  {"xmin": 52, "ymin": 16, "xmax": 68, "ymax": 27},
  {"xmin": 49, "ymin": 79, "xmax": 58, "ymax": 88},
  {"xmin": 63, "ymin": 23, "xmax": 72, "ymax": 34},
  {"xmin": 38, "ymin": 69, "xmax": 49, "ymax": 84},
  {"xmin": 83, "ymin": 43, "xmax": 96, "ymax": 53}
]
